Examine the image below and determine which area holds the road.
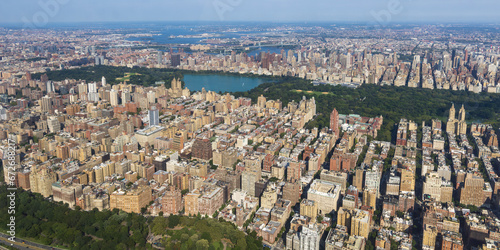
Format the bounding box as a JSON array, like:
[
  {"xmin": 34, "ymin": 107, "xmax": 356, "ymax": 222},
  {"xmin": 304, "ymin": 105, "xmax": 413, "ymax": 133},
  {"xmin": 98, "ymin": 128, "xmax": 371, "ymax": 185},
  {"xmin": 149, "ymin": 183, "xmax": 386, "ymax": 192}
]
[{"xmin": 0, "ymin": 233, "xmax": 62, "ymax": 250}]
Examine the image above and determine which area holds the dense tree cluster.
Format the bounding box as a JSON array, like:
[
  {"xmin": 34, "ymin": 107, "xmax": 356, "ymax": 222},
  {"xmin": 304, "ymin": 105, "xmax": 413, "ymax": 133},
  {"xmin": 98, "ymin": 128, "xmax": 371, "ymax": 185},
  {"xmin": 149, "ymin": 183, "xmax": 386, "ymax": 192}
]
[
  {"xmin": 32, "ymin": 65, "xmax": 184, "ymax": 88},
  {"xmin": 151, "ymin": 215, "xmax": 262, "ymax": 249},
  {"xmin": 0, "ymin": 186, "xmax": 261, "ymax": 249}
]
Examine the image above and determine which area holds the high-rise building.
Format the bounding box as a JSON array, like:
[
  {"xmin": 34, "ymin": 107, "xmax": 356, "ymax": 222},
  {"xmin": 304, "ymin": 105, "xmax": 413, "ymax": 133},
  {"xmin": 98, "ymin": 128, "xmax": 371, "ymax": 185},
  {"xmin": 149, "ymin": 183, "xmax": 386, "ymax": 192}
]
[
  {"xmin": 299, "ymin": 224, "xmax": 322, "ymax": 250},
  {"xmin": 184, "ymin": 190, "xmax": 201, "ymax": 216},
  {"xmin": 46, "ymin": 81, "xmax": 55, "ymax": 93},
  {"xmin": 169, "ymin": 78, "xmax": 183, "ymax": 98},
  {"xmin": 282, "ymin": 180, "xmax": 301, "ymax": 205},
  {"xmin": 29, "ymin": 167, "xmax": 57, "ymax": 198},
  {"xmin": 460, "ymin": 174, "xmax": 487, "ymax": 207},
  {"xmin": 157, "ymin": 52, "xmax": 162, "ymax": 65},
  {"xmin": 198, "ymin": 186, "xmax": 224, "ymax": 216},
  {"xmin": 110, "ymin": 89, "xmax": 119, "ymax": 106},
  {"xmin": 47, "ymin": 116, "xmax": 61, "ymax": 133},
  {"xmin": 101, "ymin": 76, "xmax": 106, "ymax": 87},
  {"xmin": 330, "ymin": 152, "xmax": 358, "ymax": 172},
  {"xmin": 337, "ymin": 207, "xmax": 370, "ymax": 238},
  {"xmin": 365, "ymin": 169, "xmax": 381, "ymax": 197},
  {"xmin": 191, "ymin": 138, "xmax": 213, "ymax": 161},
  {"xmin": 172, "ymin": 132, "xmax": 185, "ymax": 152},
  {"xmin": 88, "ymin": 82, "xmax": 99, "ymax": 102},
  {"xmin": 171, "ymin": 54, "xmax": 181, "ymax": 67},
  {"xmin": 148, "ymin": 106, "xmax": 159, "ymax": 126},
  {"xmin": 446, "ymin": 104, "xmax": 467, "ymax": 135},
  {"xmin": 41, "ymin": 96, "xmax": 52, "ymax": 112},
  {"xmin": 307, "ymin": 179, "xmax": 341, "ymax": 215},
  {"xmin": 241, "ymin": 170, "xmax": 260, "ymax": 197},
  {"xmin": 162, "ymin": 186, "xmax": 182, "ymax": 215},
  {"xmin": 52, "ymin": 182, "xmax": 83, "ymax": 208},
  {"xmin": 257, "ymin": 95, "xmax": 267, "ymax": 109},
  {"xmin": 122, "ymin": 90, "xmax": 130, "ymax": 104},
  {"xmin": 88, "ymin": 82, "xmax": 97, "ymax": 93},
  {"xmin": 423, "ymin": 172, "xmax": 442, "ymax": 201},
  {"xmin": 362, "ymin": 189, "xmax": 377, "ymax": 208},
  {"xmin": 330, "ymin": 108, "xmax": 340, "ymax": 137},
  {"xmin": 147, "ymin": 91, "xmax": 156, "ymax": 105},
  {"xmin": 109, "ymin": 186, "xmax": 152, "ymax": 213},
  {"xmin": 423, "ymin": 225, "xmax": 438, "ymax": 248},
  {"xmin": 300, "ymin": 199, "xmax": 318, "ymax": 219},
  {"xmin": 56, "ymin": 145, "xmax": 69, "ymax": 160},
  {"xmin": 287, "ymin": 161, "xmax": 302, "ymax": 182},
  {"xmin": 400, "ymin": 168, "xmax": 415, "ymax": 192}
]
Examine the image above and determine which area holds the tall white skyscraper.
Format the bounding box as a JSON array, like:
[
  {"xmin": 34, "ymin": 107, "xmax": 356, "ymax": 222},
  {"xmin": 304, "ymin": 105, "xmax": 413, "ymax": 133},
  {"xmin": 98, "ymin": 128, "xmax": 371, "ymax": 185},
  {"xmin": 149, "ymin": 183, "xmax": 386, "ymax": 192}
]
[
  {"xmin": 122, "ymin": 90, "xmax": 130, "ymax": 104},
  {"xmin": 88, "ymin": 82, "xmax": 99, "ymax": 102},
  {"xmin": 157, "ymin": 52, "xmax": 162, "ymax": 65},
  {"xmin": 148, "ymin": 106, "xmax": 159, "ymax": 126},
  {"xmin": 88, "ymin": 82, "xmax": 97, "ymax": 93},
  {"xmin": 101, "ymin": 76, "xmax": 106, "ymax": 87},
  {"xmin": 110, "ymin": 89, "xmax": 119, "ymax": 106},
  {"xmin": 46, "ymin": 81, "xmax": 55, "ymax": 93}
]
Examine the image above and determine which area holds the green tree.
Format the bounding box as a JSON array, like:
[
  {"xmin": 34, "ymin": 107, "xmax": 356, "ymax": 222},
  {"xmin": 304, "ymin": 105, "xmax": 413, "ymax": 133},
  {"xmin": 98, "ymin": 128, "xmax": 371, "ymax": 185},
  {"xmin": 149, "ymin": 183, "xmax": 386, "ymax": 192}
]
[
  {"xmin": 196, "ymin": 239, "xmax": 209, "ymax": 250},
  {"xmin": 169, "ymin": 215, "xmax": 180, "ymax": 228}
]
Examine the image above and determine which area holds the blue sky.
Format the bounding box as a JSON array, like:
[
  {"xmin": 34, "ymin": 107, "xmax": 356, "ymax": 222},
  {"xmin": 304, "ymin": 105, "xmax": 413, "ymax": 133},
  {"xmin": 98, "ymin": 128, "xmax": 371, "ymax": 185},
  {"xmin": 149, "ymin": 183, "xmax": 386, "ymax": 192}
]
[{"xmin": 1, "ymin": 0, "xmax": 500, "ymax": 24}]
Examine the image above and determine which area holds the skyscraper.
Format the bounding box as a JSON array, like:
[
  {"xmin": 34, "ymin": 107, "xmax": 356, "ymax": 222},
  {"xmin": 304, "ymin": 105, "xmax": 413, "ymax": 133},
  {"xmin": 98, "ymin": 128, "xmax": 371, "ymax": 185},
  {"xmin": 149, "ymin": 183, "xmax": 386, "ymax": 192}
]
[
  {"xmin": 446, "ymin": 104, "xmax": 467, "ymax": 135},
  {"xmin": 88, "ymin": 82, "xmax": 97, "ymax": 93},
  {"xmin": 157, "ymin": 52, "xmax": 162, "ymax": 65},
  {"xmin": 41, "ymin": 96, "xmax": 52, "ymax": 112},
  {"xmin": 122, "ymin": 90, "xmax": 130, "ymax": 104},
  {"xmin": 88, "ymin": 82, "xmax": 99, "ymax": 102},
  {"xmin": 110, "ymin": 89, "xmax": 119, "ymax": 106},
  {"xmin": 330, "ymin": 108, "xmax": 339, "ymax": 137},
  {"xmin": 148, "ymin": 106, "xmax": 159, "ymax": 126},
  {"xmin": 171, "ymin": 54, "xmax": 181, "ymax": 67},
  {"xmin": 101, "ymin": 76, "xmax": 106, "ymax": 87},
  {"xmin": 46, "ymin": 81, "xmax": 55, "ymax": 93},
  {"xmin": 460, "ymin": 174, "xmax": 486, "ymax": 207}
]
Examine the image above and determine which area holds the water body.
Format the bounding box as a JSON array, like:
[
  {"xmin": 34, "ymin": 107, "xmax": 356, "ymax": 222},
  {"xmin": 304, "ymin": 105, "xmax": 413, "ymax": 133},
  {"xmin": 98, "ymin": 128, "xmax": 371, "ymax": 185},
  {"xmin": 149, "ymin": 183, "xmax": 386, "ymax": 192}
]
[
  {"xmin": 183, "ymin": 74, "xmax": 269, "ymax": 93},
  {"xmin": 246, "ymin": 47, "xmax": 286, "ymax": 57}
]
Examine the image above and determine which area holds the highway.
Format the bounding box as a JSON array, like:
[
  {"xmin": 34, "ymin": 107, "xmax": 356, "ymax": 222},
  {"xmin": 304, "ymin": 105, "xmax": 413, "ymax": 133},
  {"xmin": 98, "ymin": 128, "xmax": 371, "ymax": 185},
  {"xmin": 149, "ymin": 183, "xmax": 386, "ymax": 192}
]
[{"xmin": 0, "ymin": 233, "xmax": 62, "ymax": 250}]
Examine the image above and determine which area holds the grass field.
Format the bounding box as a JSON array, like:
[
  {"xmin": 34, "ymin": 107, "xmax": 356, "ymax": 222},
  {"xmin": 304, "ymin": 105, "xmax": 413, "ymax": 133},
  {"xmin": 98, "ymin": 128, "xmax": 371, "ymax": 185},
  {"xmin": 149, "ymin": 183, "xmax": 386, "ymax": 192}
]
[
  {"xmin": 294, "ymin": 89, "xmax": 330, "ymax": 95},
  {"xmin": 116, "ymin": 72, "xmax": 141, "ymax": 82}
]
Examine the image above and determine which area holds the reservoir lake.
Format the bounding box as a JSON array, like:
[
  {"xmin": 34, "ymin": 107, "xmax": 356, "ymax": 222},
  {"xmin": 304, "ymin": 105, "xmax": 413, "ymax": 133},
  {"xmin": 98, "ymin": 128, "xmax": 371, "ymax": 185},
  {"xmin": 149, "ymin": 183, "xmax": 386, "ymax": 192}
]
[{"xmin": 183, "ymin": 74, "xmax": 270, "ymax": 93}]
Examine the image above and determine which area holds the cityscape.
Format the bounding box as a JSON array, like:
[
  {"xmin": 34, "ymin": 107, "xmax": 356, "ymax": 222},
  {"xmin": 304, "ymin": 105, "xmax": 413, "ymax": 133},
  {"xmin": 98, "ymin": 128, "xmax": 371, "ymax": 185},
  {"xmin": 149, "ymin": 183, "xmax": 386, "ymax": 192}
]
[{"xmin": 1, "ymin": 1, "xmax": 500, "ymax": 250}]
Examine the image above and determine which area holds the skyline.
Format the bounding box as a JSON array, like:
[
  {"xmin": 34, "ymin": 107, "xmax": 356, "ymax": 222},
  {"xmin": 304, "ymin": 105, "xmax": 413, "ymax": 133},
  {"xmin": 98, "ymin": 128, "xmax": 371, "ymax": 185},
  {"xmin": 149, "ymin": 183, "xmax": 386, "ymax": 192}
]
[
  {"xmin": 2, "ymin": 4, "xmax": 500, "ymax": 249},
  {"xmin": 1, "ymin": 0, "xmax": 500, "ymax": 25}
]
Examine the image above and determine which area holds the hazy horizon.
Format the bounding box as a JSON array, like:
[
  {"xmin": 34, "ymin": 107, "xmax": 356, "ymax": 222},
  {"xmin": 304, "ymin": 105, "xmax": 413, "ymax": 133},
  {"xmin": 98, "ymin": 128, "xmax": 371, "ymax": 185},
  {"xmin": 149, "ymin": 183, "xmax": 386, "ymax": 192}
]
[{"xmin": 1, "ymin": 0, "xmax": 500, "ymax": 26}]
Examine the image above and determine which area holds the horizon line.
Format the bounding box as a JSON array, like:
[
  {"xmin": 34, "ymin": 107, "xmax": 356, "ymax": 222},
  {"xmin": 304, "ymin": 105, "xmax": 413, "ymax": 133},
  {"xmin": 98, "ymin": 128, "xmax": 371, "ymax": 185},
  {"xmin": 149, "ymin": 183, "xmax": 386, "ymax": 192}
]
[{"xmin": 1, "ymin": 20, "xmax": 500, "ymax": 26}]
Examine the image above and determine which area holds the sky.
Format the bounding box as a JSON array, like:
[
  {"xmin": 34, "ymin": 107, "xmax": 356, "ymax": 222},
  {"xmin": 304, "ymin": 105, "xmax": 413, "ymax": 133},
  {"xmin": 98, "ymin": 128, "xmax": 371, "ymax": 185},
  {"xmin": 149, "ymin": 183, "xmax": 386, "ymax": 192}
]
[{"xmin": 1, "ymin": 0, "xmax": 500, "ymax": 25}]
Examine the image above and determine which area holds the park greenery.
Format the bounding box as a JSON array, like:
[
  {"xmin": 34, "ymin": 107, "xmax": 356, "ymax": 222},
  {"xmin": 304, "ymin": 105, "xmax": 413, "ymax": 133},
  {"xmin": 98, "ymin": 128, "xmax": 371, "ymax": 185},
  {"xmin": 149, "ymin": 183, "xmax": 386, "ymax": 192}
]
[
  {"xmin": 32, "ymin": 66, "xmax": 500, "ymax": 142},
  {"xmin": 151, "ymin": 215, "xmax": 262, "ymax": 250},
  {"xmin": 0, "ymin": 186, "xmax": 261, "ymax": 249},
  {"xmin": 32, "ymin": 65, "xmax": 184, "ymax": 88},
  {"xmin": 231, "ymin": 76, "xmax": 500, "ymax": 142}
]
